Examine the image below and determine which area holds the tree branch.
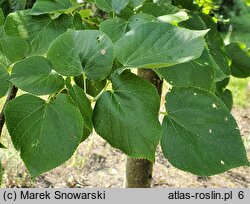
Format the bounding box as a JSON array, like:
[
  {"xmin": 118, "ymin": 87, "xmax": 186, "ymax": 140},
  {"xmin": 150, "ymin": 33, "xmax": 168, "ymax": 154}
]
[{"xmin": 0, "ymin": 85, "xmax": 18, "ymax": 137}]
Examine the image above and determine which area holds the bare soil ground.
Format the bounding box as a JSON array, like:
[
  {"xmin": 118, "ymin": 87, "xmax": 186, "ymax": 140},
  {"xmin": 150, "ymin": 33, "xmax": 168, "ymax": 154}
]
[{"xmin": 0, "ymin": 107, "xmax": 250, "ymax": 188}]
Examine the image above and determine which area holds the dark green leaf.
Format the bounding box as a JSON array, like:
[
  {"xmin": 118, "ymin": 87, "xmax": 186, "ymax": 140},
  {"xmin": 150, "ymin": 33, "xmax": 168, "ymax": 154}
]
[
  {"xmin": 225, "ymin": 42, "xmax": 250, "ymax": 78},
  {"xmin": 172, "ymin": 0, "xmax": 195, "ymax": 9},
  {"xmin": 216, "ymin": 77, "xmax": 230, "ymax": 95},
  {"xmin": 0, "ymin": 36, "xmax": 29, "ymax": 67},
  {"xmin": 161, "ymin": 87, "xmax": 249, "ymax": 176},
  {"xmin": 67, "ymin": 84, "xmax": 93, "ymax": 140},
  {"xmin": 129, "ymin": 0, "xmax": 145, "ymax": 7},
  {"xmin": 0, "ymin": 8, "xmax": 4, "ymax": 37},
  {"xmin": 207, "ymin": 36, "xmax": 230, "ymax": 82},
  {"xmin": 100, "ymin": 18, "xmax": 128, "ymax": 43},
  {"xmin": 0, "ymin": 36, "xmax": 28, "ymax": 98},
  {"xmin": 10, "ymin": 56, "xmax": 65, "ymax": 95},
  {"xmin": 117, "ymin": 6, "xmax": 134, "ymax": 20},
  {"xmin": 95, "ymin": 0, "xmax": 129, "ymax": 14},
  {"xmin": 138, "ymin": 2, "xmax": 179, "ymax": 17},
  {"xmin": 156, "ymin": 48, "xmax": 214, "ymax": 91},
  {"xmin": 0, "ymin": 8, "xmax": 4, "ymax": 25},
  {"xmin": 114, "ymin": 22, "xmax": 208, "ymax": 69},
  {"xmin": 128, "ymin": 13, "xmax": 155, "ymax": 30},
  {"xmin": 4, "ymin": 10, "xmax": 73, "ymax": 55},
  {"xmin": 180, "ymin": 13, "xmax": 230, "ymax": 81},
  {"xmin": 47, "ymin": 30, "xmax": 113, "ymax": 81},
  {"xmin": 93, "ymin": 71, "xmax": 162, "ymax": 161},
  {"xmin": 4, "ymin": 94, "xmax": 83, "ymax": 178},
  {"xmin": 218, "ymin": 89, "xmax": 233, "ymax": 111},
  {"xmin": 30, "ymin": 0, "xmax": 72, "ymax": 15},
  {"xmin": 0, "ymin": 65, "xmax": 9, "ymax": 98},
  {"xmin": 0, "ymin": 0, "xmax": 11, "ymax": 16},
  {"xmin": 179, "ymin": 12, "xmax": 217, "ymax": 36}
]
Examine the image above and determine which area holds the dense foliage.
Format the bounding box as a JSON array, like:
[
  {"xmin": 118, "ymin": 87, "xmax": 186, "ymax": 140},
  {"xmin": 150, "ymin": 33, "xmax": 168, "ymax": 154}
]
[{"xmin": 0, "ymin": 0, "xmax": 249, "ymax": 181}]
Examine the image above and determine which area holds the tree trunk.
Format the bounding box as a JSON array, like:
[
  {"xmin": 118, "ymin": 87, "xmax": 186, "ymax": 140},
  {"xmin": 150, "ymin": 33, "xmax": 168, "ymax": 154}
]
[{"xmin": 125, "ymin": 69, "xmax": 163, "ymax": 188}]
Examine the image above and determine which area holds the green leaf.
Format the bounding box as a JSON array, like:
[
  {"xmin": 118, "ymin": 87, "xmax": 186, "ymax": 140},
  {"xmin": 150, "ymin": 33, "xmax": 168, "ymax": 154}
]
[
  {"xmin": 114, "ymin": 22, "xmax": 208, "ymax": 69},
  {"xmin": 138, "ymin": 2, "xmax": 179, "ymax": 17},
  {"xmin": 206, "ymin": 36, "xmax": 230, "ymax": 82},
  {"xmin": 100, "ymin": 14, "xmax": 156, "ymax": 43},
  {"xmin": 179, "ymin": 12, "xmax": 230, "ymax": 81},
  {"xmin": 30, "ymin": 0, "xmax": 72, "ymax": 15},
  {"xmin": 179, "ymin": 12, "xmax": 217, "ymax": 36},
  {"xmin": 172, "ymin": 0, "xmax": 195, "ymax": 9},
  {"xmin": 95, "ymin": 0, "xmax": 129, "ymax": 14},
  {"xmin": 10, "ymin": 56, "xmax": 65, "ymax": 95},
  {"xmin": 93, "ymin": 71, "xmax": 162, "ymax": 161},
  {"xmin": 129, "ymin": 0, "xmax": 145, "ymax": 7},
  {"xmin": 161, "ymin": 87, "xmax": 249, "ymax": 176},
  {"xmin": 47, "ymin": 30, "xmax": 114, "ymax": 81},
  {"xmin": 0, "ymin": 36, "xmax": 29, "ymax": 68},
  {"xmin": 0, "ymin": 0, "xmax": 11, "ymax": 16},
  {"xmin": 67, "ymin": 84, "xmax": 93, "ymax": 140},
  {"xmin": 100, "ymin": 18, "xmax": 128, "ymax": 43},
  {"xmin": 156, "ymin": 48, "xmax": 214, "ymax": 91},
  {"xmin": 117, "ymin": 6, "xmax": 134, "ymax": 20},
  {"xmin": 74, "ymin": 75, "xmax": 106, "ymax": 97},
  {"xmin": 215, "ymin": 78, "xmax": 233, "ymax": 110},
  {"xmin": 225, "ymin": 42, "xmax": 250, "ymax": 78},
  {"xmin": 4, "ymin": 10, "xmax": 73, "ymax": 55},
  {"xmin": 218, "ymin": 89, "xmax": 233, "ymax": 111},
  {"xmin": 128, "ymin": 13, "xmax": 155, "ymax": 30},
  {"xmin": 0, "ymin": 65, "xmax": 9, "ymax": 98},
  {"xmin": 0, "ymin": 36, "xmax": 28, "ymax": 98},
  {"xmin": 4, "ymin": 94, "xmax": 83, "ymax": 178},
  {"xmin": 0, "ymin": 8, "xmax": 4, "ymax": 25},
  {"xmin": 0, "ymin": 8, "xmax": 4, "ymax": 37},
  {"xmin": 157, "ymin": 11, "xmax": 189, "ymax": 24}
]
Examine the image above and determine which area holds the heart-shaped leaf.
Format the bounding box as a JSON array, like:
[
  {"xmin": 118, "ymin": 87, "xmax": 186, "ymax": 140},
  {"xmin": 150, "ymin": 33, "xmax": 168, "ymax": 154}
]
[
  {"xmin": 128, "ymin": 13, "xmax": 155, "ymax": 30},
  {"xmin": 47, "ymin": 30, "xmax": 113, "ymax": 81},
  {"xmin": 225, "ymin": 42, "xmax": 250, "ymax": 78},
  {"xmin": 4, "ymin": 94, "xmax": 83, "ymax": 178},
  {"xmin": 114, "ymin": 22, "xmax": 208, "ymax": 69},
  {"xmin": 0, "ymin": 36, "xmax": 29, "ymax": 67},
  {"xmin": 100, "ymin": 18, "xmax": 128, "ymax": 43},
  {"xmin": 10, "ymin": 56, "xmax": 65, "ymax": 95},
  {"xmin": 93, "ymin": 71, "xmax": 162, "ymax": 161},
  {"xmin": 161, "ymin": 87, "xmax": 249, "ymax": 176},
  {"xmin": 30, "ymin": 0, "xmax": 72, "ymax": 15},
  {"xmin": 156, "ymin": 48, "xmax": 214, "ymax": 91},
  {"xmin": 0, "ymin": 36, "xmax": 28, "ymax": 98},
  {"xmin": 179, "ymin": 12, "xmax": 230, "ymax": 82},
  {"xmin": 4, "ymin": 10, "xmax": 73, "ymax": 55},
  {"xmin": 138, "ymin": 2, "xmax": 179, "ymax": 17},
  {"xmin": 95, "ymin": 0, "xmax": 129, "ymax": 14}
]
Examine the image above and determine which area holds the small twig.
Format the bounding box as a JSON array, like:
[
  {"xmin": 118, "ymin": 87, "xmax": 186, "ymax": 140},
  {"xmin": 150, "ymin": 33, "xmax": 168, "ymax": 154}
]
[{"xmin": 0, "ymin": 85, "xmax": 18, "ymax": 137}]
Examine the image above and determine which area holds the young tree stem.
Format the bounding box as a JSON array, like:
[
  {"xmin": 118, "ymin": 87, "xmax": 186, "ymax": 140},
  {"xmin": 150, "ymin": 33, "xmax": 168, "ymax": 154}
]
[{"xmin": 125, "ymin": 69, "xmax": 163, "ymax": 188}]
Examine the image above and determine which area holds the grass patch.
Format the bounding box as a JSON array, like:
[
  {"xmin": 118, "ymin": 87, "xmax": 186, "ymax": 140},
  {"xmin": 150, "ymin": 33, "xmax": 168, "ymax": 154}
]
[{"xmin": 228, "ymin": 77, "xmax": 250, "ymax": 107}]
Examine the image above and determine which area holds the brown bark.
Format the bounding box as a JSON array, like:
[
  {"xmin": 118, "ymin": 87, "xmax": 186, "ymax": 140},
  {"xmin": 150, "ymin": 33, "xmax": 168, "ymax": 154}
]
[{"xmin": 125, "ymin": 69, "xmax": 163, "ymax": 188}]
